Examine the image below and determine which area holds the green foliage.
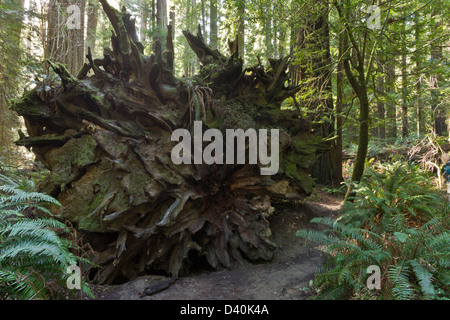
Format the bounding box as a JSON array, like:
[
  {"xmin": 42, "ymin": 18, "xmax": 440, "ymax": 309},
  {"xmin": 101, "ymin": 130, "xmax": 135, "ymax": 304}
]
[
  {"xmin": 341, "ymin": 161, "xmax": 443, "ymax": 231},
  {"xmin": 0, "ymin": 173, "xmax": 94, "ymax": 300},
  {"xmin": 297, "ymin": 161, "xmax": 450, "ymax": 300}
]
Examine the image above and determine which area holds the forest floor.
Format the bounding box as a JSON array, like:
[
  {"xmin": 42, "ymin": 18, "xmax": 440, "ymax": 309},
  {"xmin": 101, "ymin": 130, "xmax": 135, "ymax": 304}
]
[{"xmin": 90, "ymin": 188, "xmax": 342, "ymax": 300}]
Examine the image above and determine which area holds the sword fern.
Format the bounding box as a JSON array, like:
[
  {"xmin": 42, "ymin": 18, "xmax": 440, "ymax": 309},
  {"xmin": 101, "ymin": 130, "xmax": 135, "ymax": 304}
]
[
  {"xmin": 0, "ymin": 173, "xmax": 93, "ymax": 299},
  {"xmin": 297, "ymin": 161, "xmax": 450, "ymax": 300}
]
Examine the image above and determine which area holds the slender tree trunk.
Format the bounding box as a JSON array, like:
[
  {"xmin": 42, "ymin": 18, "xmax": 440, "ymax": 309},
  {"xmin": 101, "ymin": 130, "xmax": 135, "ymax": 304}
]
[
  {"xmin": 209, "ymin": 0, "xmax": 218, "ymax": 49},
  {"xmin": 334, "ymin": 33, "xmax": 344, "ymax": 184},
  {"xmin": 237, "ymin": 0, "xmax": 245, "ymax": 58},
  {"xmin": 344, "ymin": 59, "xmax": 369, "ymax": 201},
  {"xmin": 201, "ymin": 0, "xmax": 206, "ymax": 39},
  {"xmin": 376, "ymin": 75, "xmax": 386, "ymax": 140},
  {"xmin": 67, "ymin": 0, "xmax": 85, "ymax": 75},
  {"xmin": 414, "ymin": 13, "xmax": 425, "ymax": 136},
  {"xmin": 278, "ymin": 25, "xmax": 286, "ymax": 59},
  {"xmin": 183, "ymin": 0, "xmax": 193, "ymax": 76},
  {"xmin": 401, "ymin": 47, "xmax": 408, "ymax": 138},
  {"xmin": 87, "ymin": 0, "xmax": 99, "ymax": 54},
  {"xmin": 139, "ymin": 2, "xmax": 149, "ymax": 43},
  {"xmin": 263, "ymin": 3, "xmax": 272, "ymax": 58},
  {"xmin": 336, "ymin": 0, "xmax": 369, "ymax": 201},
  {"xmin": 0, "ymin": 0, "xmax": 24, "ymax": 163},
  {"xmin": 430, "ymin": 20, "xmax": 444, "ymax": 136},
  {"xmin": 156, "ymin": 0, "xmax": 168, "ymax": 49},
  {"xmin": 375, "ymin": 35, "xmax": 386, "ymax": 140},
  {"xmin": 271, "ymin": 21, "xmax": 276, "ymax": 59},
  {"xmin": 151, "ymin": 0, "xmax": 156, "ymax": 35},
  {"xmin": 386, "ymin": 56, "xmax": 397, "ymax": 140}
]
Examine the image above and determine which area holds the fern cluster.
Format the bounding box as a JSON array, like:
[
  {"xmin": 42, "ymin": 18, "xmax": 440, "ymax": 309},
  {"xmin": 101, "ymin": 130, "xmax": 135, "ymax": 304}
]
[
  {"xmin": 297, "ymin": 161, "xmax": 450, "ymax": 300},
  {"xmin": 341, "ymin": 161, "xmax": 442, "ymax": 230},
  {"xmin": 0, "ymin": 173, "xmax": 93, "ymax": 299}
]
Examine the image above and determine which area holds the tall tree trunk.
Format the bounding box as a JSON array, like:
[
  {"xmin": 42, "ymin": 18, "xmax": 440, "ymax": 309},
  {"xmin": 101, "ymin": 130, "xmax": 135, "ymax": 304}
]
[
  {"xmin": 237, "ymin": 0, "xmax": 245, "ymax": 59},
  {"xmin": 87, "ymin": 0, "xmax": 99, "ymax": 54},
  {"xmin": 201, "ymin": 0, "xmax": 206, "ymax": 39},
  {"xmin": 169, "ymin": 5, "xmax": 175, "ymax": 36},
  {"xmin": 386, "ymin": 56, "xmax": 397, "ymax": 140},
  {"xmin": 375, "ymin": 34, "xmax": 386, "ymax": 140},
  {"xmin": 293, "ymin": 0, "xmax": 334, "ymax": 184},
  {"xmin": 414, "ymin": 13, "xmax": 425, "ymax": 136},
  {"xmin": 139, "ymin": 1, "xmax": 149, "ymax": 43},
  {"xmin": 183, "ymin": 0, "xmax": 192, "ymax": 77},
  {"xmin": 263, "ymin": 3, "xmax": 272, "ymax": 59},
  {"xmin": 46, "ymin": 0, "xmax": 66, "ymax": 69},
  {"xmin": 0, "ymin": 0, "xmax": 24, "ymax": 166},
  {"xmin": 401, "ymin": 41, "xmax": 409, "ymax": 138},
  {"xmin": 209, "ymin": 0, "xmax": 218, "ymax": 49},
  {"xmin": 430, "ymin": 16, "xmax": 444, "ymax": 136},
  {"xmin": 47, "ymin": 0, "xmax": 86, "ymax": 75},
  {"xmin": 335, "ymin": 0, "xmax": 369, "ymax": 200},
  {"xmin": 151, "ymin": 0, "xmax": 156, "ymax": 35},
  {"xmin": 278, "ymin": 24, "xmax": 286, "ymax": 59},
  {"xmin": 376, "ymin": 74, "xmax": 386, "ymax": 140},
  {"xmin": 156, "ymin": 0, "xmax": 168, "ymax": 48}
]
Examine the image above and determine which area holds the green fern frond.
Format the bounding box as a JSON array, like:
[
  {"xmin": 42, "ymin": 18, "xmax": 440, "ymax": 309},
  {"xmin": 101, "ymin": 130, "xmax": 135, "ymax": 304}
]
[
  {"xmin": 0, "ymin": 269, "xmax": 47, "ymax": 300},
  {"xmin": 425, "ymin": 231, "xmax": 450, "ymax": 251},
  {"xmin": 409, "ymin": 260, "xmax": 435, "ymax": 298},
  {"xmin": 0, "ymin": 173, "xmax": 93, "ymax": 300},
  {"xmin": 388, "ymin": 264, "xmax": 415, "ymax": 300},
  {"xmin": 0, "ymin": 174, "xmax": 18, "ymax": 187}
]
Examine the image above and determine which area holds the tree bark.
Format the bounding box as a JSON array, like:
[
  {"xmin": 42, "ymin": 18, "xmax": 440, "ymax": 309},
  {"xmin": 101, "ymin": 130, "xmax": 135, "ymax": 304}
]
[
  {"xmin": 414, "ymin": 13, "xmax": 425, "ymax": 136},
  {"xmin": 430, "ymin": 22, "xmax": 444, "ymax": 136},
  {"xmin": 139, "ymin": 1, "xmax": 149, "ymax": 43},
  {"xmin": 335, "ymin": 0, "xmax": 369, "ymax": 201},
  {"xmin": 87, "ymin": 0, "xmax": 99, "ymax": 54},
  {"xmin": 237, "ymin": 0, "xmax": 245, "ymax": 59},
  {"xmin": 386, "ymin": 56, "xmax": 397, "ymax": 140},
  {"xmin": 156, "ymin": 0, "xmax": 168, "ymax": 48},
  {"xmin": 209, "ymin": 0, "xmax": 218, "ymax": 49},
  {"xmin": 376, "ymin": 75, "xmax": 386, "ymax": 140},
  {"xmin": 299, "ymin": 1, "xmax": 334, "ymax": 184},
  {"xmin": 46, "ymin": 0, "xmax": 86, "ymax": 75},
  {"xmin": 0, "ymin": 0, "xmax": 24, "ymax": 166},
  {"xmin": 334, "ymin": 33, "xmax": 344, "ymax": 184},
  {"xmin": 401, "ymin": 39, "xmax": 409, "ymax": 138},
  {"xmin": 12, "ymin": 0, "xmax": 324, "ymax": 285}
]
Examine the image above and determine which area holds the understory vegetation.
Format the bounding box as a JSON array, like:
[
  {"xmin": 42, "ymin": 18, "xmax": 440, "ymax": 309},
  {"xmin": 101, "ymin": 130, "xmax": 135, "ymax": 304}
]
[
  {"xmin": 297, "ymin": 161, "xmax": 450, "ymax": 300},
  {"xmin": 0, "ymin": 173, "xmax": 93, "ymax": 300}
]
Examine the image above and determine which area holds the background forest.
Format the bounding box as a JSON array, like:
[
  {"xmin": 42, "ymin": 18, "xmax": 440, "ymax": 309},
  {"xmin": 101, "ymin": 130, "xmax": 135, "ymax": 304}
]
[
  {"xmin": 1, "ymin": 0, "xmax": 450, "ymax": 186},
  {"xmin": 0, "ymin": 0, "xmax": 449, "ymax": 301}
]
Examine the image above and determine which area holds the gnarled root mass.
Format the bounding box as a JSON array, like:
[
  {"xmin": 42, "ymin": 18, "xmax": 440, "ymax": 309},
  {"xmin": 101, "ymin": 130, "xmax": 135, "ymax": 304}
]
[{"xmin": 12, "ymin": 0, "xmax": 324, "ymax": 284}]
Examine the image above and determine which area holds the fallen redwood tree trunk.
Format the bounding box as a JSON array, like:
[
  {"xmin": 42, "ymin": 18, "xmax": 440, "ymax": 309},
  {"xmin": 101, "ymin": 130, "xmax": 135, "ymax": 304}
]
[{"xmin": 12, "ymin": 0, "xmax": 325, "ymax": 284}]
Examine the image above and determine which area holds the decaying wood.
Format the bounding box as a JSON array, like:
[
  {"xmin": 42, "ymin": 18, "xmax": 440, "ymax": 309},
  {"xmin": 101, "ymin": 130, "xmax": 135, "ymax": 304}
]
[
  {"xmin": 12, "ymin": 0, "xmax": 325, "ymax": 284},
  {"xmin": 139, "ymin": 277, "xmax": 178, "ymax": 297}
]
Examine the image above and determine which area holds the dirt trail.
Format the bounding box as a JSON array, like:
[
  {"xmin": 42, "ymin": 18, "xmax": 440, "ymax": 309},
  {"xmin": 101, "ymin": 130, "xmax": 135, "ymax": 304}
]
[{"xmin": 91, "ymin": 190, "xmax": 342, "ymax": 300}]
